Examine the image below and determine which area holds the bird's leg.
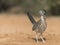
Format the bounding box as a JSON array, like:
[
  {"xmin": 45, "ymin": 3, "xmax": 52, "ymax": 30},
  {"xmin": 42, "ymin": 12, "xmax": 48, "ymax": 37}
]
[
  {"xmin": 40, "ymin": 35, "xmax": 45, "ymax": 43},
  {"xmin": 40, "ymin": 33, "xmax": 45, "ymax": 43},
  {"xmin": 35, "ymin": 32, "xmax": 39, "ymax": 43}
]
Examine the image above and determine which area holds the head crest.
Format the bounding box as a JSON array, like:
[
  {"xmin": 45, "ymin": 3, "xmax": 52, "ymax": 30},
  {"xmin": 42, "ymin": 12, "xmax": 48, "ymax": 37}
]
[{"xmin": 39, "ymin": 9, "xmax": 46, "ymax": 15}]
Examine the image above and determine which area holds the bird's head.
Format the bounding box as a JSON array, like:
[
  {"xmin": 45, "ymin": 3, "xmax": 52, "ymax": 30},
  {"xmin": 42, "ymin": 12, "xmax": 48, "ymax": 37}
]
[{"xmin": 39, "ymin": 9, "xmax": 46, "ymax": 16}]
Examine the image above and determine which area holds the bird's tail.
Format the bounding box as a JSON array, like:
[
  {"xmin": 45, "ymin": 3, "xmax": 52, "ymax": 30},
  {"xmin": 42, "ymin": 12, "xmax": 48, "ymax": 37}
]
[{"xmin": 27, "ymin": 12, "xmax": 37, "ymax": 25}]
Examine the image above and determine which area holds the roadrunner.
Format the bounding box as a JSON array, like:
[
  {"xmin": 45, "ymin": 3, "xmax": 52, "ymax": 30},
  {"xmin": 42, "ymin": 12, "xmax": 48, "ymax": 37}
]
[{"xmin": 27, "ymin": 9, "xmax": 47, "ymax": 43}]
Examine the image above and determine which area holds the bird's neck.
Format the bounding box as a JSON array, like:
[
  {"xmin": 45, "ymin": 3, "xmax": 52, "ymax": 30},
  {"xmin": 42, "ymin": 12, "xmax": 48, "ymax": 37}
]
[
  {"xmin": 40, "ymin": 16, "xmax": 45, "ymax": 23},
  {"xmin": 41, "ymin": 16, "xmax": 44, "ymax": 20}
]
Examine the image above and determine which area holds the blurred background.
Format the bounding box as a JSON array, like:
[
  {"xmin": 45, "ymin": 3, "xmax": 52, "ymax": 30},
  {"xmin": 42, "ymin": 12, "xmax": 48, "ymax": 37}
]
[
  {"xmin": 0, "ymin": 0, "xmax": 60, "ymax": 45},
  {"xmin": 0, "ymin": 0, "xmax": 60, "ymax": 16}
]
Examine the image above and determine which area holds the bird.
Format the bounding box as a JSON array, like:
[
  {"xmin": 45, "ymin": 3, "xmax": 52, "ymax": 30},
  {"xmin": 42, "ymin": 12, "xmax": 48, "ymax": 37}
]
[{"xmin": 26, "ymin": 9, "xmax": 47, "ymax": 43}]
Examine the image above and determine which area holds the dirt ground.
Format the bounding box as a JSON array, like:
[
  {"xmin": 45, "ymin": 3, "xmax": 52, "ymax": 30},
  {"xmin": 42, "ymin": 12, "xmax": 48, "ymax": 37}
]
[{"xmin": 0, "ymin": 13, "xmax": 60, "ymax": 45}]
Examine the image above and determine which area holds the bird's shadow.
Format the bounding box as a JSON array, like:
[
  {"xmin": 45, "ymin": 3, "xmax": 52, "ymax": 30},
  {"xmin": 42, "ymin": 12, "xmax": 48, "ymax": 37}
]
[{"xmin": 32, "ymin": 37, "xmax": 46, "ymax": 42}]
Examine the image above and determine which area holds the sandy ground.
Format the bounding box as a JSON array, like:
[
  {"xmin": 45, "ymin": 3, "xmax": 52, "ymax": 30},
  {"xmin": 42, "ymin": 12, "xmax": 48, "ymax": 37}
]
[{"xmin": 0, "ymin": 13, "xmax": 60, "ymax": 45}]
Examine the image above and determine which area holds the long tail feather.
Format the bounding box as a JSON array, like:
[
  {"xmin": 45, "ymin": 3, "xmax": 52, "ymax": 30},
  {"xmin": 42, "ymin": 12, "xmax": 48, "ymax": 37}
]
[{"xmin": 27, "ymin": 12, "xmax": 36, "ymax": 25}]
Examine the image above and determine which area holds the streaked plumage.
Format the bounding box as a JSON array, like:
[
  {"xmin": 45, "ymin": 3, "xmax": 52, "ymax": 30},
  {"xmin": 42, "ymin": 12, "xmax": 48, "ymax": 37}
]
[{"xmin": 27, "ymin": 9, "xmax": 47, "ymax": 43}]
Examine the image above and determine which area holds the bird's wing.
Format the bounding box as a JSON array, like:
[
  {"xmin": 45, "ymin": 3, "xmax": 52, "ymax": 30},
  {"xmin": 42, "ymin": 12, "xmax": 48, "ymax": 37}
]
[{"xmin": 27, "ymin": 12, "xmax": 37, "ymax": 25}]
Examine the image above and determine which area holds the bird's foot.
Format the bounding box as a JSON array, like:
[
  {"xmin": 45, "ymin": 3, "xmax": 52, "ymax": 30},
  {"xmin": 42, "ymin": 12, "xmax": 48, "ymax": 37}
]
[
  {"xmin": 42, "ymin": 40, "xmax": 46, "ymax": 43},
  {"xmin": 36, "ymin": 40, "xmax": 39, "ymax": 43}
]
